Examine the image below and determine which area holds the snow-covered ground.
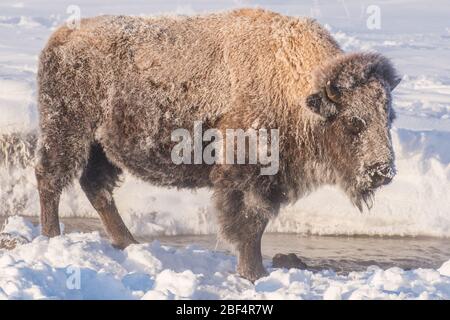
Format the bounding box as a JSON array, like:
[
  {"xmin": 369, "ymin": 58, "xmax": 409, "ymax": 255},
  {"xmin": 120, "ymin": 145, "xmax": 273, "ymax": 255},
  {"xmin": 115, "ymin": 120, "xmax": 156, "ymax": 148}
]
[
  {"xmin": 0, "ymin": 0, "xmax": 449, "ymax": 299},
  {"xmin": 1, "ymin": 216, "xmax": 450, "ymax": 299}
]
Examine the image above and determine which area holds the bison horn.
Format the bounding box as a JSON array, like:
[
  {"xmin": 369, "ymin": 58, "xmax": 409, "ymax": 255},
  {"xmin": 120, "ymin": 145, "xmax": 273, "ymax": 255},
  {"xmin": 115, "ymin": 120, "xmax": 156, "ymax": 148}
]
[
  {"xmin": 390, "ymin": 76, "xmax": 401, "ymax": 91},
  {"xmin": 325, "ymin": 80, "xmax": 340, "ymax": 103}
]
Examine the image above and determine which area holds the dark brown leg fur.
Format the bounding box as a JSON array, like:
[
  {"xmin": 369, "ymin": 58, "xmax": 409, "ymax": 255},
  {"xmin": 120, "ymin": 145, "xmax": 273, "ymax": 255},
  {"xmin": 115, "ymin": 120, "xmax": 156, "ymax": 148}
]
[
  {"xmin": 35, "ymin": 168, "xmax": 61, "ymax": 237},
  {"xmin": 213, "ymin": 182, "xmax": 279, "ymax": 282},
  {"xmin": 35, "ymin": 137, "xmax": 88, "ymax": 238},
  {"xmin": 79, "ymin": 143, "xmax": 137, "ymax": 249}
]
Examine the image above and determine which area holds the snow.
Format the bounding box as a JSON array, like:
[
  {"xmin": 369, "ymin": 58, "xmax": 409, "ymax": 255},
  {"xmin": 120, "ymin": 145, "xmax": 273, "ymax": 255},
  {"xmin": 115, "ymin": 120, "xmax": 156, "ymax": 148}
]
[
  {"xmin": 0, "ymin": 0, "xmax": 449, "ymax": 300},
  {"xmin": 1, "ymin": 216, "xmax": 450, "ymax": 300}
]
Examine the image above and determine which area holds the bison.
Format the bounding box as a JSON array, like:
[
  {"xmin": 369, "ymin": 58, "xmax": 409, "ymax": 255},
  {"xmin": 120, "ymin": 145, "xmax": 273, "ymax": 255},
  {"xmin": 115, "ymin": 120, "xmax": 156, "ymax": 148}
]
[{"xmin": 35, "ymin": 8, "xmax": 400, "ymax": 281}]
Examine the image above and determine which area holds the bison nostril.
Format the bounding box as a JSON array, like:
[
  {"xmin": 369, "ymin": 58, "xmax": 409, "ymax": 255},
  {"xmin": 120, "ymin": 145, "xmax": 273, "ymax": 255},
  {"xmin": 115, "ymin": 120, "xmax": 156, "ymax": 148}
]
[
  {"xmin": 367, "ymin": 163, "xmax": 394, "ymax": 188},
  {"xmin": 371, "ymin": 172, "xmax": 392, "ymax": 188}
]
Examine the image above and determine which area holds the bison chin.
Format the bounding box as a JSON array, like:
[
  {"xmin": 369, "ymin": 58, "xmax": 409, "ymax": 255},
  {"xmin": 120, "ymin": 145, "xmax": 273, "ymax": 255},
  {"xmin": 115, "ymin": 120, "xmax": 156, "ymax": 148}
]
[{"xmin": 349, "ymin": 187, "xmax": 375, "ymax": 212}]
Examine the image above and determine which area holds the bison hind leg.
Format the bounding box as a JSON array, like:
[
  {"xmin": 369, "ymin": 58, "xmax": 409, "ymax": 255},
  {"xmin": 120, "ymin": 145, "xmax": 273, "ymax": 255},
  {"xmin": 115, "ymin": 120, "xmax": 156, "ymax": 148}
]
[{"xmin": 79, "ymin": 143, "xmax": 137, "ymax": 249}]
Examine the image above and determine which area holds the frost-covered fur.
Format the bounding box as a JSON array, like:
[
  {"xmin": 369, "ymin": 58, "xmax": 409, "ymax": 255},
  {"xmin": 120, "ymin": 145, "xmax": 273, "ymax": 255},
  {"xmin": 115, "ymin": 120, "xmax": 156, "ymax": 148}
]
[{"xmin": 35, "ymin": 8, "xmax": 399, "ymax": 281}]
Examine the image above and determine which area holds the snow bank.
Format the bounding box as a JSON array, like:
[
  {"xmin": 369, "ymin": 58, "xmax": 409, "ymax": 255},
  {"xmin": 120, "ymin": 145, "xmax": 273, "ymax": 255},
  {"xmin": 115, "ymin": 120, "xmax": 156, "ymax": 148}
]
[{"xmin": 1, "ymin": 216, "xmax": 450, "ymax": 300}]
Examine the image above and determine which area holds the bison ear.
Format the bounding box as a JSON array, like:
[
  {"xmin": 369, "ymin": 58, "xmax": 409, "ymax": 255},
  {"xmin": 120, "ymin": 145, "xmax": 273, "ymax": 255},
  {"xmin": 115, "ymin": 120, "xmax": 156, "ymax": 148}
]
[{"xmin": 305, "ymin": 92, "xmax": 338, "ymax": 119}]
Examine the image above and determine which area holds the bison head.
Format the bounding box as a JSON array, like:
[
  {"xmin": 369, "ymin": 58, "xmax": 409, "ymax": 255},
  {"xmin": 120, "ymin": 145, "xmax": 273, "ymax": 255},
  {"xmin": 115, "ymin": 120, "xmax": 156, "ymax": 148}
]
[{"xmin": 305, "ymin": 53, "xmax": 401, "ymax": 211}]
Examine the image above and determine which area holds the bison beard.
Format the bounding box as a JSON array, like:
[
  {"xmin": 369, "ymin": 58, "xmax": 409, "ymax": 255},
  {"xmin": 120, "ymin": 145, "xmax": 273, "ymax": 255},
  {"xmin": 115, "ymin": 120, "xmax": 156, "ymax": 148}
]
[
  {"xmin": 353, "ymin": 188, "xmax": 375, "ymax": 212},
  {"xmin": 34, "ymin": 8, "xmax": 400, "ymax": 281}
]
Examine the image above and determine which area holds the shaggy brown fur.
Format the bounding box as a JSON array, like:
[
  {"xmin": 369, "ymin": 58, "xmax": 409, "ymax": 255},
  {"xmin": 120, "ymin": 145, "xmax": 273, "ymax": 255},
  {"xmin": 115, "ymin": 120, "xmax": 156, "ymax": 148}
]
[{"xmin": 36, "ymin": 8, "xmax": 400, "ymax": 281}]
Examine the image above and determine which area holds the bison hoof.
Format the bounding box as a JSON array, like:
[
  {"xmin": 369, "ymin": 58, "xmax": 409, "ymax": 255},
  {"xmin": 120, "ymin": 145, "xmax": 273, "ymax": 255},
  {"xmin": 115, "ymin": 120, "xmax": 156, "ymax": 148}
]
[
  {"xmin": 0, "ymin": 233, "xmax": 29, "ymax": 250},
  {"xmin": 237, "ymin": 263, "xmax": 268, "ymax": 282},
  {"xmin": 272, "ymin": 253, "xmax": 307, "ymax": 269},
  {"xmin": 111, "ymin": 238, "xmax": 139, "ymax": 250}
]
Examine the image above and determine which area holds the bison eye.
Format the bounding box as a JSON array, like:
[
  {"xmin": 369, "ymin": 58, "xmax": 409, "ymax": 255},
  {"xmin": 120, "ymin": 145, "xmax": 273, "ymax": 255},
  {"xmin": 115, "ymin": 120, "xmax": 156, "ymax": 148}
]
[{"xmin": 346, "ymin": 116, "xmax": 366, "ymax": 135}]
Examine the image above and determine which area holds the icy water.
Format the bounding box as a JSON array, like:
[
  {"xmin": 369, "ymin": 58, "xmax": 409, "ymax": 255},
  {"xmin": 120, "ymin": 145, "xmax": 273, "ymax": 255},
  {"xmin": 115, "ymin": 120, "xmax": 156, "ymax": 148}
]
[
  {"xmin": 2, "ymin": 216, "xmax": 450, "ymax": 274},
  {"xmin": 156, "ymin": 234, "xmax": 450, "ymax": 273}
]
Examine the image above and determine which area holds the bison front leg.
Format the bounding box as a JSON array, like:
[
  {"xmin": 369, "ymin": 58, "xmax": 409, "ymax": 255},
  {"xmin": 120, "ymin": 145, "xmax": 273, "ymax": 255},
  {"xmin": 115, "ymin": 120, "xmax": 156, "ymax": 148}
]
[
  {"xmin": 235, "ymin": 216, "xmax": 268, "ymax": 282},
  {"xmin": 214, "ymin": 187, "xmax": 277, "ymax": 282}
]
